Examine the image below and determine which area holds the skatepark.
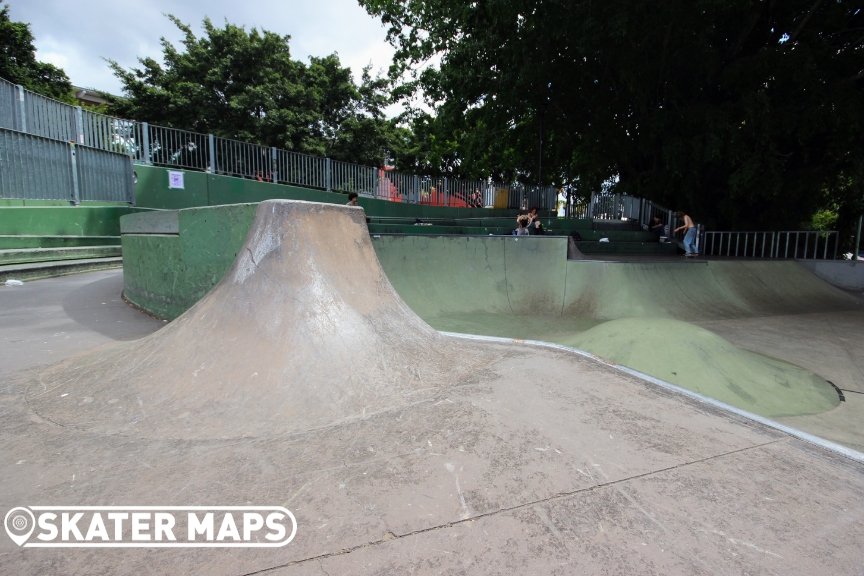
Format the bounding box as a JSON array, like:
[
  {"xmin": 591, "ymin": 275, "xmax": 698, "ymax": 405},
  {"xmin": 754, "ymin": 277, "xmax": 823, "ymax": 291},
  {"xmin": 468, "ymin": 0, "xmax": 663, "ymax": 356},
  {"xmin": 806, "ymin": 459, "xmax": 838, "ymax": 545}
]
[
  {"xmin": 2, "ymin": 197, "xmax": 864, "ymax": 575},
  {"xmin": 1, "ymin": 67, "xmax": 864, "ymax": 573}
]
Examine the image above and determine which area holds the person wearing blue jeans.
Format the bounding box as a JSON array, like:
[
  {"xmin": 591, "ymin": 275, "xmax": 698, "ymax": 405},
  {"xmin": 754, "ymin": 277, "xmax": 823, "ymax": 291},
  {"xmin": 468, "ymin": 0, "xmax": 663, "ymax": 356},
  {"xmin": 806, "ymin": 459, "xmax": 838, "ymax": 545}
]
[{"xmin": 674, "ymin": 211, "xmax": 698, "ymax": 257}]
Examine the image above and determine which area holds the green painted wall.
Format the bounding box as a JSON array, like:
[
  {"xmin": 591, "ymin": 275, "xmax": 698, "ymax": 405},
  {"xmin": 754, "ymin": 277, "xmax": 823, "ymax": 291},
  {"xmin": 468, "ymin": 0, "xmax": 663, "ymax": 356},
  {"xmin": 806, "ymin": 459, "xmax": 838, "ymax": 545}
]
[
  {"xmin": 122, "ymin": 204, "xmax": 258, "ymax": 319},
  {"xmin": 121, "ymin": 234, "xmax": 184, "ymax": 319},
  {"xmin": 0, "ymin": 205, "xmax": 147, "ymax": 236},
  {"xmin": 134, "ymin": 166, "xmax": 209, "ymax": 209}
]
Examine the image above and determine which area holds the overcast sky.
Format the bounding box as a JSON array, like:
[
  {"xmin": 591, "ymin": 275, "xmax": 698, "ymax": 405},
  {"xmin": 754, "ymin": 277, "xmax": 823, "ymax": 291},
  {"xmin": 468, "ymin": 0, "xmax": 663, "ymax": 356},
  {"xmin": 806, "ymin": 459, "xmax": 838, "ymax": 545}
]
[{"xmin": 8, "ymin": 0, "xmax": 396, "ymax": 96}]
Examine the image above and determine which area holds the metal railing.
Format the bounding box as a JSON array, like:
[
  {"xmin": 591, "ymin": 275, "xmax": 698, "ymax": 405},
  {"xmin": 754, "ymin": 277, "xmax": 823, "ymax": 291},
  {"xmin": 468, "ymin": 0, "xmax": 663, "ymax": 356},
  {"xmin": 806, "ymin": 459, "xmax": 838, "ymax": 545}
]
[
  {"xmin": 0, "ymin": 127, "xmax": 135, "ymax": 204},
  {"xmin": 701, "ymin": 230, "xmax": 839, "ymax": 260},
  {"xmin": 0, "ymin": 76, "xmax": 559, "ymax": 210},
  {"xmin": 581, "ymin": 192, "xmax": 680, "ymax": 233}
]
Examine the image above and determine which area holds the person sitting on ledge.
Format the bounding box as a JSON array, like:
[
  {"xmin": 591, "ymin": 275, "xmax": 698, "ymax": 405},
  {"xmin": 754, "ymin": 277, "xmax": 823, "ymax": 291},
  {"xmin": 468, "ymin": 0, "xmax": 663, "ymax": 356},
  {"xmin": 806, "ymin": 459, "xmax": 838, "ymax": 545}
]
[
  {"xmin": 515, "ymin": 210, "xmax": 527, "ymax": 226},
  {"xmin": 515, "ymin": 215, "xmax": 531, "ymax": 235},
  {"xmin": 529, "ymin": 218, "xmax": 545, "ymax": 235}
]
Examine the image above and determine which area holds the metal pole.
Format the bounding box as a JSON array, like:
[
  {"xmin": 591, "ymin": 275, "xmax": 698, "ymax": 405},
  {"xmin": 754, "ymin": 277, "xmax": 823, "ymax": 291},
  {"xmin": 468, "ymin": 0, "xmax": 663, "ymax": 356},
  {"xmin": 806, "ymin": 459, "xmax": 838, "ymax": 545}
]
[
  {"xmin": 855, "ymin": 216, "xmax": 863, "ymax": 261},
  {"xmin": 538, "ymin": 110, "xmax": 543, "ymax": 188},
  {"xmin": 326, "ymin": 158, "xmax": 331, "ymax": 192},
  {"xmin": 16, "ymin": 84, "xmax": 26, "ymax": 133},
  {"xmin": 141, "ymin": 122, "xmax": 151, "ymax": 165},
  {"xmin": 75, "ymin": 106, "xmax": 84, "ymax": 145},
  {"xmin": 208, "ymin": 134, "xmax": 215, "ymax": 174},
  {"xmin": 128, "ymin": 156, "xmax": 136, "ymax": 206},
  {"xmin": 271, "ymin": 147, "xmax": 278, "ymax": 183},
  {"xmin": 69, "ymin": 142, "xmax": 80, "ymax": 205}
]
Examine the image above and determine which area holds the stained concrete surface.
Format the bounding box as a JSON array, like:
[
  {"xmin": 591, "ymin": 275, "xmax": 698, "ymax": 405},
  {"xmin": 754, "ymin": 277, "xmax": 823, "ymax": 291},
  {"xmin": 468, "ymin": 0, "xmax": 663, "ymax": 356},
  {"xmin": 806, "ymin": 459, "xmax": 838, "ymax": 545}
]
[
  {"xmin": 1, "ymin": 201, "xmax": 863, "ymax": 574},
  {"xmin": 0, "ymin": 270, "xmax": 164, "ymax": 379},
  {"xmin": 3, "ymin": 341, "xmax": 864, "ymax": 575},
  {"xmin": 562, "ymin": 317, "xmax": 840, "ymax": 418},
  {"xmin": 697, "ymin": 310, "xmax": 864, "ymax": 451}
]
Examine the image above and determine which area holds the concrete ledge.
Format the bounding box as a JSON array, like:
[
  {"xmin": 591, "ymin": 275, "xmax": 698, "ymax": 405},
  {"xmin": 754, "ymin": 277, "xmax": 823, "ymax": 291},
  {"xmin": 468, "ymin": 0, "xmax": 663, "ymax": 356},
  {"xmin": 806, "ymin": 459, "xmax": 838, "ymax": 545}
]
[
  {"xmin": 0, "ymin": 235, "xmax": 121, "ymax": 249},
  {"xmin": 0, "ymin": 257, "xmax": 123, "ymax": 283},
  {"xmin": 798, "ymin": 260, "xmax": 864, "ymax": 291},
  {"xmin": 0, "ymin": 246, "xmax": 121, "ymax": 266},
  {"xmin": 120, "ymin": 210, "xmax": 179, "ymax": 234}
]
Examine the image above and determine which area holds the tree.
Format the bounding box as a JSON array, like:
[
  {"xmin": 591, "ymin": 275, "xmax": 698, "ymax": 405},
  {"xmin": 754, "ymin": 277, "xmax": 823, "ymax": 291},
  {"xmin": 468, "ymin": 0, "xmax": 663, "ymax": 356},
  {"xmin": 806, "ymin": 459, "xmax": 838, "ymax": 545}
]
[
  {"xmin": 361, "ymin": 0, "xmax": 864, "ymax": 232},
  {"xmin": 0, "ymin": 1, "xmax": 72, "ymax": 100},
  {"xmin": 107, "ymin": 15, "xmax": 402, "ymax": 167}
]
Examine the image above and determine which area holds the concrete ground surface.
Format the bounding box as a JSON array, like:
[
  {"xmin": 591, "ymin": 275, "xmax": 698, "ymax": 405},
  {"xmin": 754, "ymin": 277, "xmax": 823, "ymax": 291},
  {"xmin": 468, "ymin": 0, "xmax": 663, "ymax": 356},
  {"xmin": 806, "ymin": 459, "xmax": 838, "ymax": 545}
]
[
  {"xmin": 0, "ymin": 269, "xmax": 164, "ymax": 379},
  {"xmin": 0, "ymin": 201, "xmax": 863, "ymax": 574}
]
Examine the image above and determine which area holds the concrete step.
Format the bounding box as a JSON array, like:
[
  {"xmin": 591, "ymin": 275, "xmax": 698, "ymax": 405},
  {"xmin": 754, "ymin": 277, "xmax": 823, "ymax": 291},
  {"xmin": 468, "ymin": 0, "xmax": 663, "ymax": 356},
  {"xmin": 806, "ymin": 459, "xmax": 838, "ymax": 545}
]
[
  {"xmin": 366, "ymin": 224, "xmax": 656, "ymax": 241},
  {"xmin": 577, "ymin": 241, "xmax": 679, "ymax": 255},
  {"xmin": 0, "ymin": 257, "xmax": 123, "ymax": 283},
  {"xmin": 592, "ymin": 219, "xmax": 643, "ymax": 232},
  {"xmin": 0, "ymin": 235, "xmax": 121, "ymax": 250},
  {"xmin": 0, "ymin": 246, "xmax": 122, "ymax": 266}
]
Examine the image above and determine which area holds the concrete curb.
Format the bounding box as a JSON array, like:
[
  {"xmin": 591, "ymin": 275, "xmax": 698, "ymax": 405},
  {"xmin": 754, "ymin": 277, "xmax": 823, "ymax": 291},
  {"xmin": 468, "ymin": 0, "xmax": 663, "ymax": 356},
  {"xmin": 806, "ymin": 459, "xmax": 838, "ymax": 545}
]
[{"xmin": 0, "ymin": 257, "xmax": 123, "ymax": 283}]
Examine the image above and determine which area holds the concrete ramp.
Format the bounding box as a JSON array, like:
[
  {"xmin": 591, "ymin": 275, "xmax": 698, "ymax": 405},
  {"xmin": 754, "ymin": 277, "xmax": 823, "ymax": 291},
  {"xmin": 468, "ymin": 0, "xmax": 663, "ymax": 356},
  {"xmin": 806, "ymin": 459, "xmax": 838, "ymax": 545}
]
[
  {"xmin": 23, "ymin": 201, "xmax": 494, "ymax": 439},
  {"xmin": 372, "ymin": 236, "xmax": 860, "ymax": 327}
]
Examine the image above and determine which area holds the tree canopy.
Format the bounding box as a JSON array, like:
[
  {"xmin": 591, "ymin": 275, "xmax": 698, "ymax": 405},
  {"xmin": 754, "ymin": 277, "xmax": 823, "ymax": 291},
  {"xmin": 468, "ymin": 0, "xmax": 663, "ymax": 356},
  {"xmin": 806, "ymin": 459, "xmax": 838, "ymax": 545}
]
[
  {"xmin": 108, "ymin": 16, "xmax": 405, "ymax": 168},
  {"xmin": 0, "ymin": 1, "xmax": 72, "ymax": 100},
  {"xmin": 361, "ymin": 0, "xmax": 864, "ymax": 231}
]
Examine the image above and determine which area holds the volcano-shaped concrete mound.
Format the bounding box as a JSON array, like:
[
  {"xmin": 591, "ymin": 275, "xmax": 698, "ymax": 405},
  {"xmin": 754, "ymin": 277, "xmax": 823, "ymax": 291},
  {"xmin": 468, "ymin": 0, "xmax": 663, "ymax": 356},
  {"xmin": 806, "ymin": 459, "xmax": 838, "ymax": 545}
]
[{"xmin": 23, "ymin": 200, "xmax": 494, "ymax": 439}]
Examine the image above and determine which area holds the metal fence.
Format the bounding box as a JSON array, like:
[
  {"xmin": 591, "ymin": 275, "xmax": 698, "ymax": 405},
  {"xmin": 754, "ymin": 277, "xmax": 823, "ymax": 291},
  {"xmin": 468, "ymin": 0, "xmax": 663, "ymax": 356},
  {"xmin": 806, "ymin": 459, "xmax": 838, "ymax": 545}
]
[
  {"xmin": 701, "ymin": 230, "xmax": 839, "ymax": 260},
  {"xmin": 0, "ymin": 127, "xmax": 134, "ymax": 203},
  {"xmin": 0, "ymin": 76, "xmax": 560, "ymax": 209}
]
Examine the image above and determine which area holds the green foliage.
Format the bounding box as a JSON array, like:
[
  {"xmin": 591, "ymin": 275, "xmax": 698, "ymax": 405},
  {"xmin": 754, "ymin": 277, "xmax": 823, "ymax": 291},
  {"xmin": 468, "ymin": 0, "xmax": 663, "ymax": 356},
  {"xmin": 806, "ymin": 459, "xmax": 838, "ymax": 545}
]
[
  {"xmin": 361, "ymin": 0, "xmax": 864, "ymax": 230},
  {"xmin": 0, "ymin": 1, "xmax": 72, "ymax": 100},
  {"xmin": 107, "ymin": 16, "xmax": 402, "ymax": 167},
  {"xmin": 805, "ymin": 208, "xmax": 838, "ymax": 231}
]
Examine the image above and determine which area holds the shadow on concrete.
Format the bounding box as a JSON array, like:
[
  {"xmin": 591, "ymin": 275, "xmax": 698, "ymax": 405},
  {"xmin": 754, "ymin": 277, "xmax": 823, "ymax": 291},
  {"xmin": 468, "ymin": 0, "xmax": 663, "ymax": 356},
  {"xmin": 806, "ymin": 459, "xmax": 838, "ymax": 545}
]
[{"xmin": 61, "ymin": 271, "xmax": 164, "ymax": 340}]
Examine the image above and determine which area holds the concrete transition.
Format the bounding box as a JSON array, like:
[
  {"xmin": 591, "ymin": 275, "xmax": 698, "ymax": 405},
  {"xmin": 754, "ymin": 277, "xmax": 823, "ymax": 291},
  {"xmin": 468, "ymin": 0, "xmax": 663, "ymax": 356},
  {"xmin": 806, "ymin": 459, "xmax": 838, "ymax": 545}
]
[
  {"xmin": 2, "ymin": 200, "xmax": 864, "ymax": 574},
  {"xmin": 20, "ymin": 201, "xmax": 494, "ymax": 439},
  {"xmin": 562, "ymin": 317, "xmax": 839, "ymax": 418}
]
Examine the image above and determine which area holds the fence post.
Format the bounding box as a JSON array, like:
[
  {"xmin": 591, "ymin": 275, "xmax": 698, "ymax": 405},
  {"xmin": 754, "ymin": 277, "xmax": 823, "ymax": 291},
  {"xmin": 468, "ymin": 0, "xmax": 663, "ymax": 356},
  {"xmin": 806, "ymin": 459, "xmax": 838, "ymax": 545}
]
[
  {"xmin": 855, "ymin": 216, "xmax": 863, "ymax": 261},
  {"xmin": 69, "ymin": 142, "xmax": 80, "ymax": 205},
  {"xmin": 208, "ymin": 134, "xmax": 215, "ymax": 174},
  {"xmin": 325, "ymin": 158, "xmax": 331, "ymax": 192},
  {"xmin": 271, "ymin": 147, "xmax": 278, "ymax": 183},
  {"xmin": 128, "ymin": 157, "xmax": 137, "ymax": 206},
  {"xmin": 16, "ymin": 84, "xmax": 26, "ymax": 133},
  {"xmin": 75, "ymin": 106, "xmax": 84, "ymax": 144},
  {"xmin": 141, "ymin": 122, "xmax": 151, "ymax": 165}
]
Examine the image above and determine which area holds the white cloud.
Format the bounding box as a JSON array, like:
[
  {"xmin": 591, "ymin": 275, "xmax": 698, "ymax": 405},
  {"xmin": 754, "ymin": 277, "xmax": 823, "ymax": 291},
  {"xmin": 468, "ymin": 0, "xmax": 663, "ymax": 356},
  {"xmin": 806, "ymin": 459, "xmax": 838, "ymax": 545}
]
[{"xmin": 7, "ymin": 0, "xmax": 396, "ymax": 95}]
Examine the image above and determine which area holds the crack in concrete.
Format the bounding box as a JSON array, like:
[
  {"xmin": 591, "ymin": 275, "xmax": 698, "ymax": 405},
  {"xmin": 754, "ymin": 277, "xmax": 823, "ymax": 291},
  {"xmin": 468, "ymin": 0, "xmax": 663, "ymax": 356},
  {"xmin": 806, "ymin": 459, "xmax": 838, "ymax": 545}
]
[{"xmin": 239, "ymin": 436, "xmax": 791, "ymax": 575}]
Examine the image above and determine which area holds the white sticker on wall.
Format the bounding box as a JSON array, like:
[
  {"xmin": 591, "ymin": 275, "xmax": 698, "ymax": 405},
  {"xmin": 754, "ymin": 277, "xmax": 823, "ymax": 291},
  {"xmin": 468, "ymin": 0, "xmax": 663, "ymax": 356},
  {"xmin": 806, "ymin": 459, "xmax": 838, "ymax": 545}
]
[{"xmin": 168, "ymin": 171, "xmax": 185, "ymax": 189}]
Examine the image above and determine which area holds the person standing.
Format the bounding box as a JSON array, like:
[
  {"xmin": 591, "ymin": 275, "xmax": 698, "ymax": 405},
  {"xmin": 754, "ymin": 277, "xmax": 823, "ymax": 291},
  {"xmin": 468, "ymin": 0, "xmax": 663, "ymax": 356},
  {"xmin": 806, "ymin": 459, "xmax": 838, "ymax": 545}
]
[
  {"xmin": 674, "ymin": 211, "xmax": 698, "ymax": 257},
  {"xmin": 649, "ymin": 215, "xmax": 666, "ymax": 242}
]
